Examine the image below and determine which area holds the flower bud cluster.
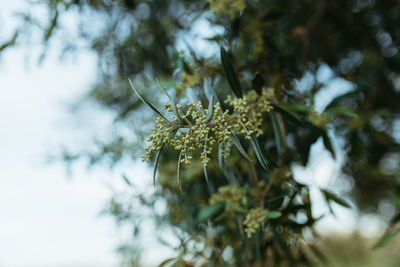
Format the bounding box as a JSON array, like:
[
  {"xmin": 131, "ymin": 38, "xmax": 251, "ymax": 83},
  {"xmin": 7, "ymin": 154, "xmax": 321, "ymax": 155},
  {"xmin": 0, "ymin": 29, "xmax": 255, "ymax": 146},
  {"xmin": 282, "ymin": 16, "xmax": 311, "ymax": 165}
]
[
  {"xmin": 208, "ymin": 0, "xmax": 246, "ymax": 19},
  {"xmin": 176, "ymin": 72, "xmax": 201, "ymax": 91},
  {"xmin": 224, "ymin": 87, "xmax": 274, "ymax": 140},
  {"xmin": 209, "ymin": 184, "xmax": 245, "ymax": 208},
  {"xmin": 307, "ymin": 109, "xmax": 330, "ymax": 129},
  {"xmin": 243, "ymin": 207, "xmax": 268, "ymax": 238},
  {"xmin": 141, "ymin": 88, "xmax": 275, "ymax": 167}
]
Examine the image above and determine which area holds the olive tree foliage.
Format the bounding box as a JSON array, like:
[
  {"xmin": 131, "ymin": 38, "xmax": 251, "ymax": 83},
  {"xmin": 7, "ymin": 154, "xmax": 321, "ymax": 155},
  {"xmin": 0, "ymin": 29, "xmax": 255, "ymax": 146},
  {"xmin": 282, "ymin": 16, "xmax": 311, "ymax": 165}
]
[{"xmin": 2, "ymin": 0, "xmax": 400, "ymax": 265}]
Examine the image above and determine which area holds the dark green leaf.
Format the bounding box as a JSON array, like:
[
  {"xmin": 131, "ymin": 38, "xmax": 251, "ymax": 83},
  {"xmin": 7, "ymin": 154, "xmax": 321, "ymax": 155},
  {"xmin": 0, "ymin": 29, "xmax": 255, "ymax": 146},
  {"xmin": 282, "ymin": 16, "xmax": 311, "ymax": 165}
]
[
  {"xmin": 373, "ymin": 229, "xmax": 400, "ymax": 249},
  {"xmin": 177, "ymin": 150, "xmax": 183, "ymax": 191},
  {"xmin": 197, "ymin": 202, "xmax": 225, "ymax": 223},
  {"xmin": 326, "ymin": 107, "xmax": 358, "ymax": 118},
  {"xmin": 266, "ymin": 194, "xmax": 286, "ymax": 209},
  {"xmin": 153, "ymin": 143, "xmax": 164, "ymax": 186},
  {"xmin": 205, "ymin": 95, "xmax": 214, "ymax": 123},
  {"xmin": 220, "ymin": 46, "xmax": 243, "ymax": 98},
  {"xmin": 231, "ymin": 133, "xmax": 252, "ymax": 161},
  {"xmin": 203, "ymin": 140, "xmax": 210, "ymax": 184},
  {"xmin": 322, "ymin": 132, "xmax": 335, "ymax": 159},
  {"xmin": 273, "ymin": 104, "xmax": 304, "ymax": 126},
  {"xmin": 270, "ymin": 112, "xmax": 284, "ymax": 160},
  {"xmin": 129, "ymin": 79, "xmax": 170, "ymax": 122},
  {"xmin": 250, "ymin": 135, "xmax": 271, "ymax": 172},
  {"xmin": 324, "ymin": 90, "xmax": 359, "ymax": 111},
  {"xmin": 321, "ymin": 189, "xmax": 351, "ymax": 208},
  {"xmin": 251, "ymin": 73, "xmax": 266, "ymax": 94}
]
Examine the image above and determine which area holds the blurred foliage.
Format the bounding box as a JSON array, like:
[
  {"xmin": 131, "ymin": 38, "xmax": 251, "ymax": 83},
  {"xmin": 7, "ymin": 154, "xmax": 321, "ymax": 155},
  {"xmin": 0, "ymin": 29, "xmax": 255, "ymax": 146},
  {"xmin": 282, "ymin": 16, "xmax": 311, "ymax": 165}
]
[{"xmin": 3, "ymin": 0, "xmax": 400, "ymax": 266}]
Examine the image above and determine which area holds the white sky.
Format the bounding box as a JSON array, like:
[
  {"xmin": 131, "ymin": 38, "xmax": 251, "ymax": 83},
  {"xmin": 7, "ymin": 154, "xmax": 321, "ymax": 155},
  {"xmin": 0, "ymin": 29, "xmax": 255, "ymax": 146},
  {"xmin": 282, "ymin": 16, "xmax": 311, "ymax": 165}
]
[{"xmin": 0, "ymin": 1, "xmax": 126, "ymax": 266}]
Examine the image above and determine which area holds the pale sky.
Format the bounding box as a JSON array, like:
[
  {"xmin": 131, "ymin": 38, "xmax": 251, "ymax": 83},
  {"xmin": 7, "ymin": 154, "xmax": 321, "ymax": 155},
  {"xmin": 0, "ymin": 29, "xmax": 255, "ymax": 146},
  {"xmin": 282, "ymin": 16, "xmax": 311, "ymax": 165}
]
[{"xmin": 0, "ymin": 1, "xmax": 124, "ymax": 266}]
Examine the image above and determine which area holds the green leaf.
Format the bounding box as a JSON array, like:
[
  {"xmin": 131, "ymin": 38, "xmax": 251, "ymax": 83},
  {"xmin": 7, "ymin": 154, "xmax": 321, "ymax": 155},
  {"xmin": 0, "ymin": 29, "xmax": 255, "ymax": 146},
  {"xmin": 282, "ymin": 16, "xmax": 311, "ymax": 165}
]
[
  {"xmin": 324, "ymin": 90, "xmax": 359, "ymax": 111},
  {"xmin": 321, "ymin": 189, "xmax": 351, "ymax": 208},
  {"xmin": 129, "ymin": 79, "xmax": 170, "ymax": 122},
  {"xmin": 156, "ymin": 77, "xmax": 172, "ymax": 99},
  {"xmin": 326, "ymin": 107, "xmax": 359, "ymax": 118},
  {"xmin": 231, "ymin": 133, "xmax": 252, "ymax": 161},
  {"xmin": 250, "ymin": 135, "xmax": 272, "ymax": 172},
  {"xmin": 220, "ymin": 46, "xmax": 243, "ymax": 98},
  {"xmin": 203, "ymin": 164, "xmax": 210, "ymax": 184},
  {"xmin": 265, "ymin": 194, "xmax": 286, "ymax": 209},
  {"xmin": 273, "ymin": 104, "xmax": 304, "ymax": 126},
  {"xmin": 373, "ymin": 229, "xmax": 400, "ymax": 249},
  {"xmin": 390, "ymin": 192, "xmax": 400, "ymax": 208},
  {"xmin": 270, "ymin": 112, "xmax": 284, "ymax": 161},
  {"xmin": 205, "ymin": 95, "xmax": 214, "ymax": 123},
  {"xmin": 153, "ymin": 143, "xmax": 164, "ymax": 186},
  {"xmin": 203, "ymin": 139, "xmax": 210, "ymax": 184},
  {"xmin": 265, "ymin": 211, "xmax": 281, "ymax": 219},
  {"xmin": 218, "ymin": 142, "xmax": 231, "ymax": 181},
  {"xmin": 177, "ymin": 150, "xmax": 183, "ymax": 191},
  {"xmin": 322, "ymin": 132, "xmax": 335, "ymax": 159},
  {"xmin": 251, "ymin": 73, "xmax": 266, "ymax": 94},
  {"xmin": 197, "ymin": 202, "xmax": 226, "ymax": 223}
]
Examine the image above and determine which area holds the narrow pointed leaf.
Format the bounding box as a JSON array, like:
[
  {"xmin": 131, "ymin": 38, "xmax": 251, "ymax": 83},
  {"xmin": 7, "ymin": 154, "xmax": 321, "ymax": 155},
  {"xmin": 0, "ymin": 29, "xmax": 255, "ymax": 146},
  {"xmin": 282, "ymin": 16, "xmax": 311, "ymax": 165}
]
[
  {"xmin": 203, "ymin": 164, "xmax": 210, "ymax": 184},
  {"xmin": 273, "ymin": 104, "xmax": 304, "ymax": 126},
  {"xmin": 324, "ymin": 90, "xmax": 359, "ymax": 111},
  {"xmin": 231, "ymin": 133, "xmax": 252, "ymax": 161},
  {"xmin": 156, "ymin": 77, "xmax": 172, "ymax": 99},
  {"xmin": 373, "ymin": 229, "xmax": 400, "ymax": 249},
  {"xmin": 205, "ymin": 95, "xmax": 214, "ymax": 123},
  {"xmin": 270, "ymin": 112, "xmax": 284, "ymax": 160},
  {"xmin": 177, "ymin": 150, "xmax": 183, "ymax": 191},
  {"xmin": 220, "ymin": 47, "xmax": 243, "ymax": 98},
  {"xmin": 129, "ymin": 78, "xmax": 169, "ymax": 122},
  {"xmin": 250, "ymin": 135, "xmax": 270, "ymax": 172},
  {"xmin": 321, "ymin": 189, "xmax": 350, "ymax": 208},
  {"xmin": 203, "ymin": 141, "xmax": 210, "ymax": 184},
  {"xmin": 322, "ymin": 132, "xmax": 336, "ymax": 159},
  {"xmin": 153, "ymin": 143, "xmax": 165, "ymax": 186},
  {"xmin": 218, "ymin": 143, "xmax": 231, "ymax": 181}
]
